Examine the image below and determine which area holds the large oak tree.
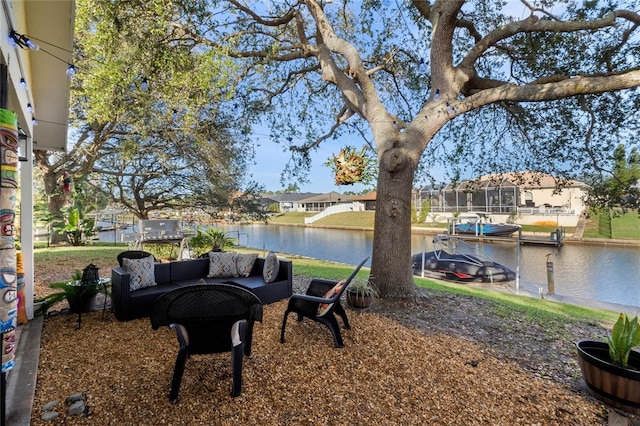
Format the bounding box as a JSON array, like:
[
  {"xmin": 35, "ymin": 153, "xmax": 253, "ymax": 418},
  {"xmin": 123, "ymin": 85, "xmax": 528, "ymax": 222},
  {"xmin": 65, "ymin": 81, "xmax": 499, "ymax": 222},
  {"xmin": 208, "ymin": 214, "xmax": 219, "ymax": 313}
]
[{"xmin": 163, "ymin": 0, "xmax": 640, "ymax": 297}]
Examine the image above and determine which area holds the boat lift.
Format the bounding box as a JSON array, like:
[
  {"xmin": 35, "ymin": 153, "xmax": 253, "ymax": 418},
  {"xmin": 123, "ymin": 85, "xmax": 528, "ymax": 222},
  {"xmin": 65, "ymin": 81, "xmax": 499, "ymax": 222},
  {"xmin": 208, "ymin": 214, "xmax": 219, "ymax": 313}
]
[{"xmin": 121, "ymin": 219, "xmax": 193, "ymax": 260}]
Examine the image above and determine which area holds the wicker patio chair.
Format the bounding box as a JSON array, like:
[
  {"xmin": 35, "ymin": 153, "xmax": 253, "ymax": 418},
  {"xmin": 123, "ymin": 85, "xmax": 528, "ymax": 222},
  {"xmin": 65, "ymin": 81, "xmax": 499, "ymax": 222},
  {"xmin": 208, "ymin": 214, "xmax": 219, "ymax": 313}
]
[
  {"xmin": 280, "ymin": 257, "xmax": 368, "ymax": 348},
  {"xmin": 150, "ymin": 284, "xmax": 263, "ymax": 402},
  {"xmin": 116, "ymin": 250, "xmax": 156, "ymax": 267}
]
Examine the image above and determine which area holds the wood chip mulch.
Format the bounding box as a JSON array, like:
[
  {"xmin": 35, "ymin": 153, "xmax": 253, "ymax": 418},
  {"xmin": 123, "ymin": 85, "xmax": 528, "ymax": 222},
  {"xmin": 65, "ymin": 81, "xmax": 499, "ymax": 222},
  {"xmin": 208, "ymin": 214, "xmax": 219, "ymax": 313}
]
[{"xmin": 29, "ymin": 292, "xmax": 614, "ymax": 425}]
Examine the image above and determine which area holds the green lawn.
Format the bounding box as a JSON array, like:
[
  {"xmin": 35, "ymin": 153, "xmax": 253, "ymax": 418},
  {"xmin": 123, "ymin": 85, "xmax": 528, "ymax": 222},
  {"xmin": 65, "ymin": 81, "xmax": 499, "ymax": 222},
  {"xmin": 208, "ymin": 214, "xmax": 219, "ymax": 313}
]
[
  {"xmin": 314, "ymin": 211, "xmax": 375, "ymax": 227},
  {"xmin": 270, "ymin": 210, "xmax": 640, "ymax": 240},
  {"xmin": 583, "ymin": 210, "xmax": 640, "ymax": 239},
  {"xmin": 34, "ymin": 245, "xmax": 620, "ymax": 326},
  {"xmin": 267, "ymin": 211, "xmax": 315, "ymax": 224}
]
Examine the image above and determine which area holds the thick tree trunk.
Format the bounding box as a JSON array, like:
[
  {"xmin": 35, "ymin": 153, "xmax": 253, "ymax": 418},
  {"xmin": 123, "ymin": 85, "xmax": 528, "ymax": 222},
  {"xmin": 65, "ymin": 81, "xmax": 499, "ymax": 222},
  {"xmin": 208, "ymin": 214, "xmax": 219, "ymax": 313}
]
[
  {"xmin": 42, "ymin": 170, "xmax": 66, "ymax": 244},
  {"xmin": 369, "ymin": 148, "xmax": 416, "ymax": 298}
]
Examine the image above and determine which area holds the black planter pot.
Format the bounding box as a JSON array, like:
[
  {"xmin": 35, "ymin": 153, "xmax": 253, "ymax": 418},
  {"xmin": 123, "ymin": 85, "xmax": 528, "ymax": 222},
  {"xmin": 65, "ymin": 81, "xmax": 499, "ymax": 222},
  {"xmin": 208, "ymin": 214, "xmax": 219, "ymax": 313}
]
[
  {"xmin": 67, "ymin": 293, "xmax": 97, "ymax": 314},
  {"xmin": 576, "ymin": 340, "xmax": 640, "ymax": 414}
]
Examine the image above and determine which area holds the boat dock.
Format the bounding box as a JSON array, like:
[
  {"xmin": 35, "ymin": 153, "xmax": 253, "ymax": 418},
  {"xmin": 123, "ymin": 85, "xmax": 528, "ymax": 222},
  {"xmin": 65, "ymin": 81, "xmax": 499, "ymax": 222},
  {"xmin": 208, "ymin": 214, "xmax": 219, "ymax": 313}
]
[{"xmin": 448, "ymin": 228, "xmax": 564, "ymax": 247}]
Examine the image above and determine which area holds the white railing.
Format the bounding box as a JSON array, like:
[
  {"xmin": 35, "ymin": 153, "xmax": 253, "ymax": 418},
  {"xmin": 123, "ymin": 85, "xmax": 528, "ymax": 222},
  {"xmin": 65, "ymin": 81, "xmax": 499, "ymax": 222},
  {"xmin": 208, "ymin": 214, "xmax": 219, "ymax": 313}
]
[{"xmin": 305, "ymin": 203, "xmax": 361, "ymax": 224}]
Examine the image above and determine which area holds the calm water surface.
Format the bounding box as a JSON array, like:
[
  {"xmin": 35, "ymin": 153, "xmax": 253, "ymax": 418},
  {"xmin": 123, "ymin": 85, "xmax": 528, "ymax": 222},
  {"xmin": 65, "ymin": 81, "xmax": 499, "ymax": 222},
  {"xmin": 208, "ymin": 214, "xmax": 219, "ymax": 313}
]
[{"xmin": 218, "ymin": 224, "xmax": 640, "ymax": 309}]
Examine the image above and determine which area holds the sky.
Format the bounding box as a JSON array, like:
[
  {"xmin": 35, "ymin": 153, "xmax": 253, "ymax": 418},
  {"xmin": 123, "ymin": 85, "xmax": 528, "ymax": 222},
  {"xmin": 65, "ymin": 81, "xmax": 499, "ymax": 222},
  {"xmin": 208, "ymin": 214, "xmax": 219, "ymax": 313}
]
[{"xmin": 248, "ymin": 132, "xmax": 373, "ymax": 194}]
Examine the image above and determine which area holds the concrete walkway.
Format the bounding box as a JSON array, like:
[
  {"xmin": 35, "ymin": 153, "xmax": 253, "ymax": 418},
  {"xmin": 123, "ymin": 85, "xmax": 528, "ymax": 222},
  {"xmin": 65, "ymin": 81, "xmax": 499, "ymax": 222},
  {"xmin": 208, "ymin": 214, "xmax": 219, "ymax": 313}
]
[{"xmin": 4, "ymin": 315, "xmax": 43, "ymax": 426}]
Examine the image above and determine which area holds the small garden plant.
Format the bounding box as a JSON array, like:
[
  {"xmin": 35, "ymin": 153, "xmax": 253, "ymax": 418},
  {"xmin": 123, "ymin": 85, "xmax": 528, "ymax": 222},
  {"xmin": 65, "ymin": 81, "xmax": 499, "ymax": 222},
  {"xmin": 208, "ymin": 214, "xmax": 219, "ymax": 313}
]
[{"xmin": 606, "ymin": 313, "xmax": 640, "ymax": 367}]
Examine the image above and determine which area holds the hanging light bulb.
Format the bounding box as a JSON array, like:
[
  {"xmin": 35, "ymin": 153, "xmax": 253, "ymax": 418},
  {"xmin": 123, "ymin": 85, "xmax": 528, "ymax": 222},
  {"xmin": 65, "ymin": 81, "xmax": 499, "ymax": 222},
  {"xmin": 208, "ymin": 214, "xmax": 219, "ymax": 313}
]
[
  {"xmin": 31, "ymin": 116, "xmax": 37, "ymax": 126},
  {"xmin": 19, "ymin": 78, "xmax": 26, "ymax": 89},
  {"xmin": 66, "ymin": 64, "xmax": 76, "ymax": 78},
  {"xmin": 419, "ymin": 58, "xmax": 426, "ymax": 74},
  {"xmin": 9, "ymin": 30, "xmax": 38, "ymax": 50},
  {"xmin": 26, "ymin": 103, "xmax": 32, "ymax": 113},
  {"xmin": 25, "ymin": 38, "xmax": 39, "ymax": 51},
  {"xmin": 141, "ymin": 77, "xmax": 148, "ymax": 91},
  {"xmin": 434, "ymin": 89, "xmax": 440, "ymax": 100}
]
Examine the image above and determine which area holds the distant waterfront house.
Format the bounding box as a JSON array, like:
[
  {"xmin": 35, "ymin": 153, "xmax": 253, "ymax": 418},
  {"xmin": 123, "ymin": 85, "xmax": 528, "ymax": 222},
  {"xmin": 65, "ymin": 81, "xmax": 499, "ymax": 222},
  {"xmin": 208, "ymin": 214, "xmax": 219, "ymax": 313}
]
[
  {"xmin": 260, "ymin": 192, "xmax": 322, "ymax": 212},
  {"xmin": 351, "ymin": 191, "xmax": 377, "ymax": 211},
  {"xmin": 297, "ymin": 192, "xmax": 354, "ymax": 212},
  {"xmin": 415, "ymin": 172, "xmax": 590, "ymax": 225}
]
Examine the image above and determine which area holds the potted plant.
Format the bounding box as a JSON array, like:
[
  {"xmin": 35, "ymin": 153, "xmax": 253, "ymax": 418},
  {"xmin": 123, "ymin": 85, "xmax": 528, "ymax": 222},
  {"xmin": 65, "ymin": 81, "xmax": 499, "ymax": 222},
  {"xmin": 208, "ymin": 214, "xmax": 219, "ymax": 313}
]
[
  {"xmin": 346, "ymin": 278, "xmax": 377, "ymax": 309},
  {"xmin": 35, "ymin": 267, "xmax": 104, "ymax": 315},
  {"xmin": 576, "ymin": 313, "xmax": 640, "ymax": 414},
  {"xmin": 53, "ymin": 201, "xmax": 96, "ymax": 246},
  {"xmin": 189, "ymin": 227, "xmax": 235, "ymax": 257}
]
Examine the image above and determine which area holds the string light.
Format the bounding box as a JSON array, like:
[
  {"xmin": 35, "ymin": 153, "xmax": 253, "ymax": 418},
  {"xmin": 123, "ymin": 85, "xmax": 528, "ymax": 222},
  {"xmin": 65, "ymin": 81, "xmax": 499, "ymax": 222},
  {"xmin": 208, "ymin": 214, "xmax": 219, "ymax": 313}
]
[
  {"xmin": 19, "ymin": 78, "xmax": 26, "ymax": 89},
  {"xmin": 9, "ymin": 30, "xmax": 74, "ymax": 79},
  {"xmin": 31, "ymin": 116, "xmax": 37, "ymax": 126},
  {"xmin": 26, "ymin": 103, "xmax": 32, "ymax": 113},
  {"xmin": 9, "ymin": 30, "xmax": 39, "ymax": 50},
  {"xmin": 141, "ymin": 77, "xmax": 148, "ymax": 91},
  {"xmin": 419, "ymin": 58, "xmax": 426, "ymax": 74}
]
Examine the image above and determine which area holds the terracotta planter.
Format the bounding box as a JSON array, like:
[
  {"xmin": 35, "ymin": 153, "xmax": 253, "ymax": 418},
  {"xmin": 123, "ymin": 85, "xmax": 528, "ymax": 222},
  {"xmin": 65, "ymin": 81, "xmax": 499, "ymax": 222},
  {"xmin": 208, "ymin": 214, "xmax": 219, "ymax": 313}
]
[
  {"xmin": 576, "ymin": 340, "xmax": 640, "ymax": 414},
  {"xmin": 346, "ymin": 290, "xmax": 373, "ymax": 309}
]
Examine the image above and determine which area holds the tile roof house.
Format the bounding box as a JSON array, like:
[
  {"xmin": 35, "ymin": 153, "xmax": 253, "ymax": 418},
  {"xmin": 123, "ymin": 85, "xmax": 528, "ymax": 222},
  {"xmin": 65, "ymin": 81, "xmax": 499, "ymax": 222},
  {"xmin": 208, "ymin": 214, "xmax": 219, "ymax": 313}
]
[{"xmin": 260, "ymin": 192, "xmax": 322, "ymax": 212}]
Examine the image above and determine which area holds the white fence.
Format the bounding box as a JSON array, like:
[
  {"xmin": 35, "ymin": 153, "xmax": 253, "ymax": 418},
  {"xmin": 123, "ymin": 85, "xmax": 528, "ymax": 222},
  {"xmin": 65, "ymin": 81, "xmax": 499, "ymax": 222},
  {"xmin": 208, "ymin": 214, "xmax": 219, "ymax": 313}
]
[{"xmin": 304, "ymin": 202, "xmax": 364, "ymax": 224}]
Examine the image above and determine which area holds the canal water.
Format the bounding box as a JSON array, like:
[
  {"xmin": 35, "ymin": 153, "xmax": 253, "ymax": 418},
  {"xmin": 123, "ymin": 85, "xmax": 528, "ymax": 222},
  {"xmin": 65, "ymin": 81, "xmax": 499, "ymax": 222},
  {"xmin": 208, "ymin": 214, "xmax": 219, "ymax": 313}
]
[
  {"xmin": 220, "ymin": 224, "xmax": 640, "ymax": 310},
  {"xmin": 101, "ymin": 223, "xmax": 640, "ymax": 309}
]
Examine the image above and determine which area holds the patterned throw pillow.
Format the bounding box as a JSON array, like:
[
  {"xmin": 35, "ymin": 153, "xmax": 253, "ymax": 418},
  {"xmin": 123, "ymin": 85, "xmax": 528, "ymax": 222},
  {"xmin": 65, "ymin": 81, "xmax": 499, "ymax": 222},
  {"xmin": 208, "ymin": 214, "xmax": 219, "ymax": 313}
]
[
  {"xmin": 208, "ymin": 252, "xmax": 239, "ymax": 278},
  {"xmin": 262, "ymin": 251, "xmax": 280, "ymax": 283},
  {"xmin": 123, "ymin": 255, "xmax": 156, "ymax": 291},
  {"xmin": 317, "ymin": 279, "xmax": 347, "ymax": 316},
  {"xmin": 236, "ymin": 253, "xmax": 258, "ymax": 278}
]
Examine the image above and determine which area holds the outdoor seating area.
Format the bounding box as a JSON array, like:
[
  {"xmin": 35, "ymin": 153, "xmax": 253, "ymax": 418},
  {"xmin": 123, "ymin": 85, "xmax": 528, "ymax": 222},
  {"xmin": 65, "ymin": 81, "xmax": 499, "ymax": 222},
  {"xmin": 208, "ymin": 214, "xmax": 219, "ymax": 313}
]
[
  {"xmin": 111, "ymin": 251, "xmax": 292, "ymax": 321},
  {"xmin": 7, "ymin": 249, "xmax": 629, "ymax": 424}
]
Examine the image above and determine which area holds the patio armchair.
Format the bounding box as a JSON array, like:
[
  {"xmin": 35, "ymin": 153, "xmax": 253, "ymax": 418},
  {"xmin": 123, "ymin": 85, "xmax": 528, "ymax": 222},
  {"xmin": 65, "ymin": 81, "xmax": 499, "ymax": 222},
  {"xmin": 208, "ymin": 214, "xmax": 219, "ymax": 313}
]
[
  {"xmin": 150, "ymin": 284, "xmax": 263, "ymax": 402},
  {"xmin": 280, "ymin": 257, "xmax": 368, "ymax": 348},
  {"xmin": 117, "ymin": 250, "xmax": 156, "ymax": 267}
]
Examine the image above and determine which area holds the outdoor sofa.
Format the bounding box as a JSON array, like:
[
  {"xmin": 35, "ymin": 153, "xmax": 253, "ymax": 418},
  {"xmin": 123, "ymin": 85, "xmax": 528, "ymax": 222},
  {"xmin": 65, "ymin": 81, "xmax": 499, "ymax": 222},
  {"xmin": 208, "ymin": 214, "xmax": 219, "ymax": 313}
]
[{"xmin": 111, "ymin": 252, "xmax": 292, "ymax": 321}]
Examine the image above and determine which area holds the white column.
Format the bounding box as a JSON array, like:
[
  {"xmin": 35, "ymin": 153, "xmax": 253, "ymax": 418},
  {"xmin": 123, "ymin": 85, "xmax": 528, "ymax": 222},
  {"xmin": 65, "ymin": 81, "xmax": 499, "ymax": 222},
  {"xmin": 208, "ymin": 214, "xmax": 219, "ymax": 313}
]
[{"xmin": 19, "ymin": 137, "xmax": 34, "ymax": 319}]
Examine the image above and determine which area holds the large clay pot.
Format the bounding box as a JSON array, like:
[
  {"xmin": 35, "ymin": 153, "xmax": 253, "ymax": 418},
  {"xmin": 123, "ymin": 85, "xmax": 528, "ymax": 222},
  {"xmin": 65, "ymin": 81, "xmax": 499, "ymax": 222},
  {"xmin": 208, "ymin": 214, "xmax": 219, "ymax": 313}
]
[
  {"xmin": 346, "ymin": 290, "xmax": 373, "ymax": 309},
  {"xmin": 576, "ymin": 340, "xmax": 640, "ymax": 414}
]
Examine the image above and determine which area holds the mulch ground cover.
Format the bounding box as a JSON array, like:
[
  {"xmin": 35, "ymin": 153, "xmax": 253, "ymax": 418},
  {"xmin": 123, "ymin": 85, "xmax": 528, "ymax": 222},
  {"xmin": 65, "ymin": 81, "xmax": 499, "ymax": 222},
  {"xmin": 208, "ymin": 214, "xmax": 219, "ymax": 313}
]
[{"xmin": 30, "ymin": 289, "xmax": 623, "ymax": 425}]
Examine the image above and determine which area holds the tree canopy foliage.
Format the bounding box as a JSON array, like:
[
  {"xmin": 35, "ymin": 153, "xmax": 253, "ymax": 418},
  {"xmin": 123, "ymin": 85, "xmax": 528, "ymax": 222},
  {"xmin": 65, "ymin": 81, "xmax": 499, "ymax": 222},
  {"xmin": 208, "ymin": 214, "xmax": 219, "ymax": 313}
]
[{"xmin": 36, "ymin": 0, "xmax": 265, "ymax": 227}]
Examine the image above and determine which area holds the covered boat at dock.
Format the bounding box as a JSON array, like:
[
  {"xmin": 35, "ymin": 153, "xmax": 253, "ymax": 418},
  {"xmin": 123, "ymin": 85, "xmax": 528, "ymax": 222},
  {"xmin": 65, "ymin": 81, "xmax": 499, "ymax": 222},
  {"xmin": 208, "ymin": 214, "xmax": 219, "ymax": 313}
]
[{"xmin": 412, "ymin": 235, "xmax": 516, "ymax": 283}]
